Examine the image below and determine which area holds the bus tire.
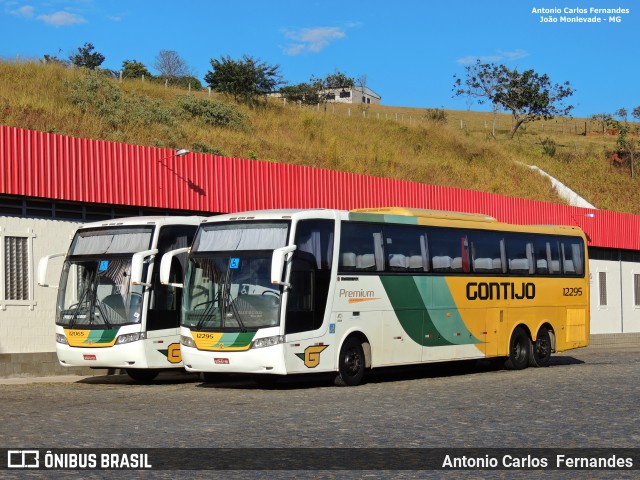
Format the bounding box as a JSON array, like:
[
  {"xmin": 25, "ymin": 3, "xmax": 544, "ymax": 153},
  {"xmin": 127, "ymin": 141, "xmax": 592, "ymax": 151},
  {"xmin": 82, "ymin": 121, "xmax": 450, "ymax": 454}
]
[
  {"xmin": 126, "ymin": 368, "xmax": 159, "ymax": 383},
  {"xmin": 504, "ymin": 327, "xmax": 530, "ymax": 371},
  {"xmin": 335, "ymin": 337, "xmax": 366, "ymax": 387},
  {"xmin": 529, "ymin": 327, "xmax": 552, "ymax": 368}
]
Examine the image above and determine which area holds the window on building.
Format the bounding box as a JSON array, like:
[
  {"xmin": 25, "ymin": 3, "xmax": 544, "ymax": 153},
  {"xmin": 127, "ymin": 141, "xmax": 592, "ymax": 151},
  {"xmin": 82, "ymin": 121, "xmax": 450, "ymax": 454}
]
[
  {"xmin": 634, "ymin": 274, "xmax": 640, "ymax": 307},
  {"xmin": 4, "ymin": 236, "xmax": 29, "ymax": 301},
  {"xmin": 599, "ymin": 271, "xmax": 608, "ymax": 306}
]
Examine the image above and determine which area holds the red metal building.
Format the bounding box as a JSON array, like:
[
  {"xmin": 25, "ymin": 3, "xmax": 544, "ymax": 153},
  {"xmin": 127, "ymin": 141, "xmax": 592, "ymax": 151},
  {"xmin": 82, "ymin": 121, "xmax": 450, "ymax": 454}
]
[{"xmin": 1, "ymin": 125, "xmax": 636, "ymax": 250}]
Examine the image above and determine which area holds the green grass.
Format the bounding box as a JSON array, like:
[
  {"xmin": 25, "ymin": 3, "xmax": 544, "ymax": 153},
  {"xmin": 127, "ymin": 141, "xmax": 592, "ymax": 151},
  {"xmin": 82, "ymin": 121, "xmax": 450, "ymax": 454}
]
[{"xmin": 1, "ymin": 61, "xmax": 638, "ymax": 213}]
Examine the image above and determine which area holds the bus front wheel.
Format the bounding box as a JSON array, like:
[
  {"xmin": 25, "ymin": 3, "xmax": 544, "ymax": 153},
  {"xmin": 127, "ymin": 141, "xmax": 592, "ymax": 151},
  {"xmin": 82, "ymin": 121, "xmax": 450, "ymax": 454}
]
[
  {"xmin": 335, "ymin": 337, "xmax": 366, "ymax": 387},
  {"xmin": 504, "ymin": 327, "xmax": 530, "ymax": 370},
  {"xmin": 529, "ymin": 327, "xmax": 552, "ymax": 368}
]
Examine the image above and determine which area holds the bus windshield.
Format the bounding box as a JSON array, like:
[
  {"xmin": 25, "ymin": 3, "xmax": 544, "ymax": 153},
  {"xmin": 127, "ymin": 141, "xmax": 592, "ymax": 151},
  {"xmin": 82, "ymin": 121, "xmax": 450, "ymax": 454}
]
[
  {"xmin": 56, "ymin": 226, "xmax": 153, "ymax": 328},
  {"xmin": 182, "ymin": 221, "xmax": 289, "ymax": 331},
  {"xmin": 56, "ymin": 257, "xmax": 144, "ymax": 327},
  {"xmin": 182, "ymin": 254, "xmax": 280, "ymax": 331}
]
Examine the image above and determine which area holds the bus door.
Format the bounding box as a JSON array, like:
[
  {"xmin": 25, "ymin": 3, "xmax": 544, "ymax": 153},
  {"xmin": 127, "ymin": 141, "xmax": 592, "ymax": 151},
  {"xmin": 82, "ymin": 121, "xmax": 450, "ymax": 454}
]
[
  {"xmin": 283, "ymin": 220, "xmax": 335, "ymax": 374},
  {"xmin": 144, "ymin": 225, "xmax": 197, "ymax": 367}
]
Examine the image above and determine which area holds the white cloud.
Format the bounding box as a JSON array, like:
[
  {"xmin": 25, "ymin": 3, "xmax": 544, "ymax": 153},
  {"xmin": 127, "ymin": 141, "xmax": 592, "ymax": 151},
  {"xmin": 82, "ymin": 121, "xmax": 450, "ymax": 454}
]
[
  {"xmin": 37, "ymin": 10, "xmax": 86, "ymax": 26},
  {"xmin": 282, "ymin": 26, "xmax": 346, "ymax": 55},
  {"xmin": 456, "ymin": 49, "xmax": 529, "ymax": 65},
  {"xmin": 7, "ymin": 4, "xmax": 35, "ymax": 18}
]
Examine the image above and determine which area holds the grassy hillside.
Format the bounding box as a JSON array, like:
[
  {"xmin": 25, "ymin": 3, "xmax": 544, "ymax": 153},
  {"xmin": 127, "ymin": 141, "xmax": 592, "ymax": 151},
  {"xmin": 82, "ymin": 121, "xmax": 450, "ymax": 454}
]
[{"xmin": 1, "ymin": 61, "xmax": 638, "ymax": 214}]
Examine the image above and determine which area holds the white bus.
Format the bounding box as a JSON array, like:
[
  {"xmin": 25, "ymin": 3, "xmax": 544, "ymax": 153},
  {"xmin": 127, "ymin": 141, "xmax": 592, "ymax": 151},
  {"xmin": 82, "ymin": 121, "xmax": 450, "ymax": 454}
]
[
  {"xmin": 38, "ymin": 216, "xmax": 203, "ymax": 382},
  {"xmin": 163, "ymin": 208, "xmax": 589, "ymax": 386}
]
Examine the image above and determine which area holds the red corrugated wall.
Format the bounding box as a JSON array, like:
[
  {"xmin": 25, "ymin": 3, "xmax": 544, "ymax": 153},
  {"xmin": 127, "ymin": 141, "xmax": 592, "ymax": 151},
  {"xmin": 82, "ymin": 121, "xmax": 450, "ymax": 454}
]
[{"xmin": 1, "ymin": 125, "xmax": 638, "ymax": 249}]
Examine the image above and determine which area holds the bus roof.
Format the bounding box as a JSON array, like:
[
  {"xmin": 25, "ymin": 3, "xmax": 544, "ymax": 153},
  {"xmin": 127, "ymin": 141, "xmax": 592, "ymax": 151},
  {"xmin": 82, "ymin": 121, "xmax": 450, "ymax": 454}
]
[
  {"xmin": 200, "ymin": 208, "xmax": 585, "ymax": 239},
  {"xmin": 77, "ymin": 215, "xmax": 205, "ymax": 231},
  {"xmin": 352, "ymin": 207, "xmax": 497, "ymax": 222}
]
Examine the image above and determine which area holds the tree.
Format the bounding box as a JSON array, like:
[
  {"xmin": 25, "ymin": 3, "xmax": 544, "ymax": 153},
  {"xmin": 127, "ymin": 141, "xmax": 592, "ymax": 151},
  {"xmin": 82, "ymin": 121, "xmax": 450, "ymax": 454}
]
[
  {"xmin": 453, "ymin": 60, "xmax": 574, "ymax": 138},
  {"xmin": 154, "ymin": 50, "xmax": 190, "ymax": 79},
  {"xmin": 615, "ymin": 108, "xmax": 628, "ymax": 121},
  {"xmin": 121, "ymin": 59, "xmax": 151, "ymax": 79},
  {"xmin": 308, "ymin": 69, "xmax": 354, "ymax": 109},
  {"xmin": 69, "ymin": 42, "xmax": 105, "ymax": 69},
  {"xmin": 279, "ymin": 83, "xmax": 321, "ymax": 105},
  {"xmin": 592, "ymin": 113, "xmax": 613, "ymax": 135},
  {"xmin": 204, "ymin": 55, "xmax": 284, "ymax": 106},
  {"xmin": 280, "ymin": 70, "xmax": 354, "ymax": 106},
  {"xmin": 633, "ymin": 106, "xmax": 640, "ymax": 121},
  {"xmin": 43, "ymin": 54, "xmax": 68, "ymax": 66}
]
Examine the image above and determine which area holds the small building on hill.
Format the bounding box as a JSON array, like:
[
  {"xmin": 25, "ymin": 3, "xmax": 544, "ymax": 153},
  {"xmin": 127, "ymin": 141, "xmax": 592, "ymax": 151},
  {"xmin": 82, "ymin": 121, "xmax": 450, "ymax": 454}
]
[{"xmin": 324, "ymin": 85, "xmax": 382, "ymax": 105}]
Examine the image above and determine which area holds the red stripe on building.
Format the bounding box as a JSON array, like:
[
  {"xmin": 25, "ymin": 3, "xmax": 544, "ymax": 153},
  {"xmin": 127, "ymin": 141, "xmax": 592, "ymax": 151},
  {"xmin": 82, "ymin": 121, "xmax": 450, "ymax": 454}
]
[{"xmin": 1, "ymin": 125, "xmax": 637, "ymax": 250}]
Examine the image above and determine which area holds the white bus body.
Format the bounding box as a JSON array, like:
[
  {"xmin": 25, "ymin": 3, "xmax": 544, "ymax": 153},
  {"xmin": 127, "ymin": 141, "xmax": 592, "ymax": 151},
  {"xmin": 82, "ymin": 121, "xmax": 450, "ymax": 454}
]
[
  {"xmin": 39, "ymin": 216, "xmax": 203, "ymax": 382},
  {"xmin": 171, "ymin": 208, "xmax": 589, "ymax": 386}
]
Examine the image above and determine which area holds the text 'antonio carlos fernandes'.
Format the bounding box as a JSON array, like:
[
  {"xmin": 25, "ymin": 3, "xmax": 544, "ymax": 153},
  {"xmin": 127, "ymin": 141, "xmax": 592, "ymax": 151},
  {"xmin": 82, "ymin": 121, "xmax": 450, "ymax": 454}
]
[{"xmin": 443, "ymin": 454, "xmax": 634, "ymax": 469}]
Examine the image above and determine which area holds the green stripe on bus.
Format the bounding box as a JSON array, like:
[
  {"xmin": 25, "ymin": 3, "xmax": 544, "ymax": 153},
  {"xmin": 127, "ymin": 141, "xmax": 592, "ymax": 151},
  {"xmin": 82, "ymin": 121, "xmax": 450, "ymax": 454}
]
[
  {"xmin": 420, "ymin": 277, "xmax": 482, "ymax": 345},
  {"xmin": 224, "ymin": 332, "xmax": 256, "ymax": 347},
  {"xmin": 88, "ymin": 329, "xmax": 117, "ymax": 344},
  {"xmin": 380, "ymin": 276, "xmax": 482, "ymax": 347},
  {"xmin": 380, "ymin": 276, "xmax": 454, "ymax": 347},
  {"xmin": 348, "ymin": 213, "xmax": 418, "ymax": 225}
]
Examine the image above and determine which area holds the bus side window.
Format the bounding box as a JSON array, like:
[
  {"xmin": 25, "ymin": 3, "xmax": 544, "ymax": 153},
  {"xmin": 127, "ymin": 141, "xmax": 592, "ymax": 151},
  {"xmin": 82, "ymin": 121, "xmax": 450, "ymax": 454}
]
[
  {"xmin": 338, "ymin": 223, "xmax": 384, "ymax": 273},
  {"xmin": 561, "ymin": 240, "xmax": 584, "ymax": 275},
  {"xmin": 383, "ymin": 225, "xmax": 429, "ymax": 273},
  {"xmin": 535, "ymin": 238, "xmax": 560, "ymax": 275},
  {"xmin": 470, "ymin": 232, "xmax": 503, "ymax": 273},
  {"xmin": 507, "ymin": 234, "xmax": 534, "ymax": 275}
]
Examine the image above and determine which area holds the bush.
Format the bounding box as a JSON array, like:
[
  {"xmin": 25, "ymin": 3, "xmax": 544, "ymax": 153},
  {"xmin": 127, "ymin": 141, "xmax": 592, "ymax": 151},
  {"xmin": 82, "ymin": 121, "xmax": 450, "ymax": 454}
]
[
  {"xmin": 176, "ymin": 95, "xmax": 246, "ymax": 129},
  {"xmin": 424, "ymin": 108, "xmax": 447, "ymax": 123},
  {"xmin": 66, "ymin": 71, "xmax": 175, "ymax": 130},
  {"xmin": 539, "ymin": 137, "xmax": 557, "ymax": 157}
]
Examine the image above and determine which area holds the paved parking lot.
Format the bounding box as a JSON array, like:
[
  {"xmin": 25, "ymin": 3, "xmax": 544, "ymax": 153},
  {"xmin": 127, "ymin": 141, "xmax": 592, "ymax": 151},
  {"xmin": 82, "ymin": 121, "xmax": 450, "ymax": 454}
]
[{"xmin": 1, "ymin": 344, "xmax": 638, "ymax": 477}]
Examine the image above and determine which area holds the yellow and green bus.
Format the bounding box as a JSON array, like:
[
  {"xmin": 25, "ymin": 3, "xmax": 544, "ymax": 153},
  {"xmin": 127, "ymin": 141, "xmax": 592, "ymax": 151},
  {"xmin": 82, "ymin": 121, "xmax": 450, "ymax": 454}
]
[{"xmin": 164, "ymin": 207, "xmax": 589, "ymax": 386}]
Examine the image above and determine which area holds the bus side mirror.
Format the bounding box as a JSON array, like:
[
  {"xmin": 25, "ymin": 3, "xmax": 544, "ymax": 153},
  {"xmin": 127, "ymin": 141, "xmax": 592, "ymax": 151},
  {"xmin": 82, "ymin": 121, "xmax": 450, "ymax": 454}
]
[
  {"xmin": 271, "ymin": 245, "xmax": 297, "ymax": 288},
  {"xmin": 160, "ymin": 247, "xmax": 190, "ymax": 288},
  {"xmin": 130, "ymin": 249, "xmax": 158, "ymax": 287},
  {"xmin": 37, "ymin": 253, "xmax": 65, "ymax": 288}
]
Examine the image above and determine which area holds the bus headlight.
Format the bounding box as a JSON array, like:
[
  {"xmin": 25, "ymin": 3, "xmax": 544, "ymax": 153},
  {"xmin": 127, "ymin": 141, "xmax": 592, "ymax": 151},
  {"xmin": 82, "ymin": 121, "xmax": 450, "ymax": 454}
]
[
  {"xmin": 251, "ymin": 335, "xmax": 285, "ymax": 349},
  {"xmin": 180, "ymin": 335, "xmax": 196, "ymax": 348},
  {"xmin": 56, "ymin": 333, "xmax": 68, "ymax": 345},
  {"xmin": 115, "ymin": 332, "xmax": 147, "ymax": 345}
]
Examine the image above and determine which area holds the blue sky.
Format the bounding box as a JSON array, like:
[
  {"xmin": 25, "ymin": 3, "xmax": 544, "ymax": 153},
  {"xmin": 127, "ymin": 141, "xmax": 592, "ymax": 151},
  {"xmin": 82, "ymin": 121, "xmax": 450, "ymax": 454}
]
[{"xmin": 1, "ymin": 0, "xmax": 637, "ymax": 118}]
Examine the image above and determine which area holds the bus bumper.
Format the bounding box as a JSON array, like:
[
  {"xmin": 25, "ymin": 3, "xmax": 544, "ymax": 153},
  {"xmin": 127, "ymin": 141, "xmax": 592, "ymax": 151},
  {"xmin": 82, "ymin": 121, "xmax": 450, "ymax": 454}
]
[
  {"xmin": 181, "ymin": 344, "xmax": 287, "ymax": 375},
  {"xmin": 55, "ymin": 339, "xmax": 181, "ymax": 369}
]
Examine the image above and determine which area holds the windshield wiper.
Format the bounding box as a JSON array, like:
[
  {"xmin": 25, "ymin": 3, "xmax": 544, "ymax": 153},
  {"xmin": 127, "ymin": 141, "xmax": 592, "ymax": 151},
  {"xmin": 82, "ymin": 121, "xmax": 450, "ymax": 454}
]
[
  {"xmin": 69, "ymin": 279, "xmax": 91, "ymax": 328},
  {"xmin": 194, "ymin": 286, "xmax": 222, "ymax": 331},
  {"xmin": 94, "ymin": 301, "xmax": 113, "ymax": 329},
  {"xmin": 222, "ymin": 260, "xmax": 247, "ymax": 333},
  {"xmin": 226, "ymin": 294, "xmax": 247, "ymax": 333}
]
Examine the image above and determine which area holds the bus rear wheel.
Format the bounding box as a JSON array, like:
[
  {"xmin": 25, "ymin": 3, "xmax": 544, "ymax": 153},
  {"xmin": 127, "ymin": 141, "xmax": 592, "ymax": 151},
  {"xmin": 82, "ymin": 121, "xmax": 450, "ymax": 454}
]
[
  {"xmin": 335, "ymin": 337, "xmax": 366, "ymax": 386},
  {"xmin": 504, "ymin": 327, "xmax": 530, "ymax": 370},
  {"xmin": 126, "ymin": 368, "xmax": 159, "ymax": 383},
  {"xmin": 529, "ymin": 327, "xmax": 552, "ymax": 367}
]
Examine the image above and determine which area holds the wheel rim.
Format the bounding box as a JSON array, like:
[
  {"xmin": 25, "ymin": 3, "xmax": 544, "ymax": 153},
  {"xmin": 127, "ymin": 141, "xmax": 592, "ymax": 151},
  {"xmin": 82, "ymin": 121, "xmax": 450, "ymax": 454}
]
[
  {"xmin": 535, "ymin": 336, "xmax": 550, "ymax": 359},
  {"xmin": 343, "ymin": 346, "xmax": 362, "ymax": 377},
  {"xmin": 513, "ymin": 338, "xmax": 527, "ymax": 363}
]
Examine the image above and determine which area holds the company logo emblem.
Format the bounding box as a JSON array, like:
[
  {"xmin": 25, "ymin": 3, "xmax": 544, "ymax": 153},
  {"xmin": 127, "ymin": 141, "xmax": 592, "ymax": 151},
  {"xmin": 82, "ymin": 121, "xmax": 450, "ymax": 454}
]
[
  {"xmin": 7, "ymin": 450, "xmax": 39, "ymax": 468},
  {"xmin": 338, "ymin": 288, "xmax": 380, "ymax": 304},
  {"xmin": 295, "ymin": 345, "xmax": 328, "ymax": 368}
]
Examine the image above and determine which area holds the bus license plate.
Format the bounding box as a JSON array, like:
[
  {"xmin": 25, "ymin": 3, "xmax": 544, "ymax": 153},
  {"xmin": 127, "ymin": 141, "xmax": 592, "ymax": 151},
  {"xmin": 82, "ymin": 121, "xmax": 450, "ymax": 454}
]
[
  {"xmin": 214, "ymin": 358, "xmax": 229, "ymax": 364},
  {"xmin": 83, "ymin": 354, "xmax": 96, "ymax": 360}
]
